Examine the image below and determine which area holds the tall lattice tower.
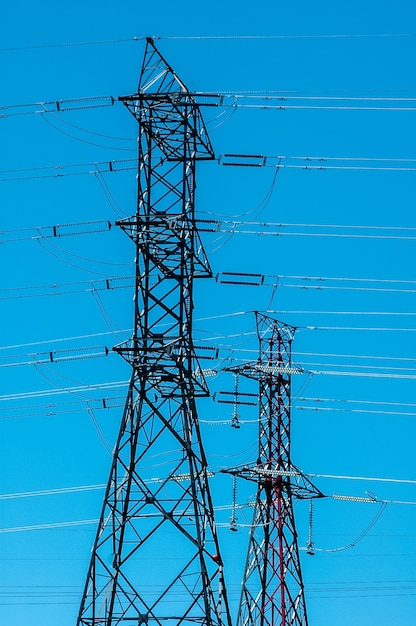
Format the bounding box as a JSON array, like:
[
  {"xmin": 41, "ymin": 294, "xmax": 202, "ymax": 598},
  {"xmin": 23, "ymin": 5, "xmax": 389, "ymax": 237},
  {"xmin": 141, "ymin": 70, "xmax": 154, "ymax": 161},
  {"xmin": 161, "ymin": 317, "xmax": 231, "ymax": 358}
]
[
  {"xmin": 225, "ymin": 313, "xmax": 322, "ymax": 626},
  {"xmin": 77, "ymin": 38, "xmax": 231, "ymax": 626}
]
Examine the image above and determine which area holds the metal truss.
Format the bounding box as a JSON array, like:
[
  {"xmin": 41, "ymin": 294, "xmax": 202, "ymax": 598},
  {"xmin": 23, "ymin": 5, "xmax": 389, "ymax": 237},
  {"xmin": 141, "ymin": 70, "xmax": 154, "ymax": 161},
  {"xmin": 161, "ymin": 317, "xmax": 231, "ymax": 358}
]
[
  {"xmin": 76, "ymin": 38, "xmax": 231, "ymax": 626},
  {"xmin": 224, "ymin": 313, "xmax": 323, "ymax": 626}
]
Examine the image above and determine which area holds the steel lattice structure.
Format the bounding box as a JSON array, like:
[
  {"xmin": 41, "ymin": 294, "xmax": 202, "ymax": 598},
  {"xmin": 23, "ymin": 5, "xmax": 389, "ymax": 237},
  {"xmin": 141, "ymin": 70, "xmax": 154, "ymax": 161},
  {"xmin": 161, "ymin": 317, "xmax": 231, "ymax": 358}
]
[
  {"xmin": 76, "ymin": 38, "xmax": 231, "ymax": 626},
  {"xmin": 224, "ymin": 313, "xmax": 322, "ymax": 626}
]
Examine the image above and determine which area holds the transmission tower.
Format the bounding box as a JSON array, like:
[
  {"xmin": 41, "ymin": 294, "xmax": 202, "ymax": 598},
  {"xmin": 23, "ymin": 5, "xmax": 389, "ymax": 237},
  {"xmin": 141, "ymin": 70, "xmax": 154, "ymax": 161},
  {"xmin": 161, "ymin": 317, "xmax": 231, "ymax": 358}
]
[
  {"xmin": 77, "ymin": 38, "xmax": 231, "ymax": 626},
  {"xmin": 223, "ymin": 313, "xmax": 323, "ymax": 626}
]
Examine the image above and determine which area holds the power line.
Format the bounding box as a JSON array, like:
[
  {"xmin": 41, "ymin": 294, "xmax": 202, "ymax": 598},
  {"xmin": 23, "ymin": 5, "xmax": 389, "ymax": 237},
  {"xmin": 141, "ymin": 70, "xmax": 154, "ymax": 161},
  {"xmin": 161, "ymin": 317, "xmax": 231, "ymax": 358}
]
[
  {"xmin": 0, "ymin": 399, "xmax": 124, "ymax": 421},
  {"xmin": 2, "ymin": 275, "xmax": 415, "ymax": 302},
  {"xmin": 0, "ymin": 380, "xmax": 129, "ymax": 402},
  {"xmin": 224, "ymin": 347, "xmax": 416, "ymax": 365},
  {"xmin": 0, "ymin": 484, "xmax": 106, "ymax": 501},
  {"xmin": 39, "ymin": 111, "xmax": 136, "ymax": 152},
  {"xmin": 5, "ymin": 343, "xmax": 416, "ymax": 379},
  {"xmin": 5, "ymin": 320, "xmax": 416, "ymax": 355},
  {"xmin": 2, "ymin": 33, "xmax": 416, "ymax": 54},
  {"xmin": 216, "ymin": 93, "xmax": 416, "ymax": 102},
  {"xmin": 0, "ymin": 219, "xmax": 112, "ymax": 243},
  {"xmin": 4, "ymin": 327, "xmax": 416, "ymax": 372},
  {"xmin": 0, "ymin": 158, "xmax": 136, "ymax": 182},
  {"xmin": 306, "ymin": 368, "xmax": 416, "ymax": 380},
  {"xmin": 7, "ymin": 218, "xmax": 416, "ymax": 243},
  {"xmin": 0, "ymin": 95, "xmax": 116, "ymax": 117},
  {"xmin": 220, "ymin": 153, "xmax": 416, "ymax": 172},
  {"xmin": 296, "ymin": 405, "xmax": 416, "ymax": 418},
  {"xmin": 263, "ymin": 310, "xmax": 416, "ymax": 317},
  {"xmin": 0, "ymin": 276, "xmax": 134, "ymax": 302},
  {"xmin": 0, "ymin": 37, "xmax": 143, "ymax": 53},
  {"xmin": 0, "ymin": 345, "xmax": 112, "ymax": 369},
  {"xmin": 2, "ymin": 472, "xmax": 416, "ymax": 502},
  {"xmin": 297, "ymin": 397, "xmax": 416, "ymax": 409},
  {"xmin": 195, "ymin": 310, "xmax": 416, "ymax": 333},
  {"xmin": 5, "ymin": 91, "xmax": 416, "ymax": 119},
  {"xmin": 156, "ymin": 34, "xmax": 416, "ymax": 40},
  {"xmin": 228, "ymin": 102, "xmax": 416, "ymax": 112},
  {"xmin": 0, "ymin": 329, "xmax": 131, "ymax": 351},
  {"xmin": 213, "ymin": 221, "xmax": 416, "ymax": 232},
  {"xmin": 214, "ymin": 228, "xmax": 416, "ymax": 240},
  {"xmin": 0, "ymin": 519, "xmax": 99, "ymax": 533},
  {"xmin": 3, "ymin": 394, "xmax": 416, "ymax": 422},
  {"xmin": 303, "ymin": 325, "xmax": 416, "ymax": 332},
  {"xmin": 217, "ymin": 271, "xmax": 416, "ymax": 294},
  {"xmin": 4, "ymin": 153, "xmax": 416, "ymax": 183}
]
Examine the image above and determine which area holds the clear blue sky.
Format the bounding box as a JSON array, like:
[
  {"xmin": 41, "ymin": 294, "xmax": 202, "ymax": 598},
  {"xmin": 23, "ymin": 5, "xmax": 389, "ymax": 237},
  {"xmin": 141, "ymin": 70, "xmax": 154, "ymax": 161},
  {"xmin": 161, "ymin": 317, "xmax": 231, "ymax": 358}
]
[{"xmin": 1, "ymin": 1, "xmax": 416, "ymax": 625}]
